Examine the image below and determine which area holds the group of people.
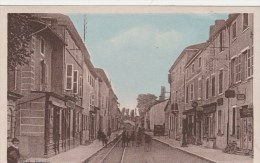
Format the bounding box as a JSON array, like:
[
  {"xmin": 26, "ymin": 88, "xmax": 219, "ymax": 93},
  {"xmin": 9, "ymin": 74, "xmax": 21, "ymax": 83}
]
[
  {"xmin": 97, "ymin": 128, "xmax": 112, "ymax": 147},
  {"xmin": 121, "ymin": 127, "xmax": 152, "ymax": 152}
]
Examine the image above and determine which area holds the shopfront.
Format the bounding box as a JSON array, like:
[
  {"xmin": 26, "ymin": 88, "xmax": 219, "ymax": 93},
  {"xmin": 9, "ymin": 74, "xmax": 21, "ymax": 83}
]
[
  {"xmin": 202, "ymin": 102, "xmax": 217, "ymax": 148},
  {"xmin": 239, "ymin": 104, "xmax": 253, "ymax": 151},
  {"xmin": 183, "ymin": 108, "xmax": 196, "ymax": 144}
]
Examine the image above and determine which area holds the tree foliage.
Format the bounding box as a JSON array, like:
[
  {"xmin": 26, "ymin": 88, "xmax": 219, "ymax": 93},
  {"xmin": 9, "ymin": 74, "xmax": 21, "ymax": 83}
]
[
  {"xmin": 8, "ymin": 13, "xmax": 37, "ymax": 70},
  {"xmin": 136, "ymin": 93, "xmax": 157, "ymax": 115}
]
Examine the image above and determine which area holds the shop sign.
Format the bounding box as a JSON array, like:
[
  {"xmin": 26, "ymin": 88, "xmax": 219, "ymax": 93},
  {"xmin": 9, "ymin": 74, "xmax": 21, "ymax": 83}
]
[
  {"xmin": 217, "ymin": 98, "xmax": 223, "ymax": 106},
  {"xmin": 203, "ymin": 103, "xmax": 216, "ymax": 114},
  {"xmin": 66, "ymin": 100, "xmax": 75, "ymax": 109},
  {"xmin": 225, "ymin": 90, "xmax": 235, "ymax": 98},
  {"xmin": 240, "ymin": 105, "xmax": 253, "ymax": 118},
  {"xmin": 237, "ymin": 94, "xmax": 246, "ymax": 100}
]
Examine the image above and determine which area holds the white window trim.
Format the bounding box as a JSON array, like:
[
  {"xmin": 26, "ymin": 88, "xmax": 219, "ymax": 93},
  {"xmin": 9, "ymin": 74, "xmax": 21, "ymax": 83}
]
[
  {"xmin": 235, "ymin": 54, "xmax": 242, "ymax": 83},
  {"xmin": 73, "ymin": 70, "xmax": 79, "ymax": 94},
  {"xmin": 66, "ymin": 64, "xmax": 73, "ymax": 90},
  {"xmin": 31, "ymin": 36, "xmax": 36, "ymax": 51},
  {"xmin": 14, "ymin": 67, "xmax": 17, "ymax": 90},
  {"xmin": 40, "ymin": 37, "xmax": 45, "ymax": 56},
  {"xmin": 198, "ymin": 77, "xmax": 202, "ymax": 100}
]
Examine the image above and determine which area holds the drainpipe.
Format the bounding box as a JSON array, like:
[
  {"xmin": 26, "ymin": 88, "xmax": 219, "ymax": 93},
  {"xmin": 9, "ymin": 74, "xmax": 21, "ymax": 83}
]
[{"xmin": 227, "ymin": 23, "xmax": 231, "ymax": 145}]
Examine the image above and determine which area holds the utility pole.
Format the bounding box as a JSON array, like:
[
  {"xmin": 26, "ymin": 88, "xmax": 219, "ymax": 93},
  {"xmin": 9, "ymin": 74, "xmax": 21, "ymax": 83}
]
[{"xmin": 83, "ymin": 15, "xmax": 87, "ymax": 43}]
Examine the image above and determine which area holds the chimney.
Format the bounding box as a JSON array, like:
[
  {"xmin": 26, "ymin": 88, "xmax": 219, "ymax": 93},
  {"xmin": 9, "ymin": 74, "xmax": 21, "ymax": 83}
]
[
  {"xmin": 209, "ymin": 20, "xmax": 225, "ymax": 39},
  {"xmin": 159, "ymin": 86, "xmax": 166, "ymax": 101}
]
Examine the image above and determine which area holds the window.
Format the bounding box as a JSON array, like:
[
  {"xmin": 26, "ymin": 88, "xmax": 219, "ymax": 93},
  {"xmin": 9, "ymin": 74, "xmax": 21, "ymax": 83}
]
[
  {"xmin": 73, "ymin": 70, "xmax": 78, "ymax": 94},
  {"xmin": 198, "ymin": 57, "xmax": 201, "ymax": 67},
  {"xmin": 190, "ymin": 83, "xmax": 194, "ymax": 101},
  {"xmin": 232, "ymin": 22, "xmax": 237, "ymax": 39},
  {"xmin": 246, "ymin": 48, "xmax": 253, "ymax": 78},
  {"xmin": 235, "ymin": 55, "xmax": 241, "ymax": 82},
  {"xmin": 243, "ymin": 13, "xmax": 249, "ymax": 31},
  {"xmin": 219, "ymin": 70, "xmax": 223, "ymax": 94},
  {"xmin": 40, "ymin": 37, "xmax": 45, "ymax": 55},
  {"xmin": 186, "ymin": 69, "xmax": 188, "ymax": 78},
  {"xmin": 219, "ymin": 31, "xmax": 224, "ymax": 51},
  {"xmin": 212, "ymin": 75, "xmax": 216, "ymax": 96},
  {"xmin": 31, "ymin": 36, "xmax": 36, "ymax": 50},
  {"xmin": 206, "ymin": 78, "xmax": 209, "ymax": 99},
  {"xmin": 79, "ymin": 76, "xmax": 83, "ymax": 96},
  {"xmin": 232, "ymin": 107, "xmax": 236, "ymax": 135},
  {"xmin": 66, "ymin": 65, "xmax": 73, "ymax": 90},
  {"xmin": 186, "ymin": 85, "xmax": 189, "ymax": 103},
  {"xmin": 191, "ymin": 64, "xmax": 195, "ymax": 73},
  {"xmin": 41, "ymin": 60, "xmax": 47, "ymax": 85},
  {"xmin": 198, "ymin": 78, "xmax": 202, "ymax": 99},
  {"xmin": 218, "ymin": 110, "xmax": 222, "ymax": 134},
  {"xmin": 231, "ymin": 58, "xmax": 236, "ymax": 84}
]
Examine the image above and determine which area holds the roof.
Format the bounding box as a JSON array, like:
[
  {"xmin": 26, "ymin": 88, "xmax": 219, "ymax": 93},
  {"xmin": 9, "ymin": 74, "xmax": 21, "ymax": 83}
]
[
  {"xmin": 95, "ymin": 68, "xmax": 111, "ymax": 88},
  {"xmin": 148, "ymin": 99, "xmax": 169, "ymax": 111},
  {"xmin": 169, "ymin": 42, "xmax": 207, "ymax": 72},
  {"xmin": 35, "ymin": 14, "xmax": 90, "ymax": 59}
]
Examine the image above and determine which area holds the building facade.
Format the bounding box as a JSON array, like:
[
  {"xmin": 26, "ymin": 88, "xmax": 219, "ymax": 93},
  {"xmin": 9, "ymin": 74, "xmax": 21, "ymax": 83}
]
[
  {"xmin": 168, "ymin": 13, "xmax": 253, "ymax": 153},
  {"xmin": 7, "ymin": 13, "xmax": 119, "ymax": 158}
]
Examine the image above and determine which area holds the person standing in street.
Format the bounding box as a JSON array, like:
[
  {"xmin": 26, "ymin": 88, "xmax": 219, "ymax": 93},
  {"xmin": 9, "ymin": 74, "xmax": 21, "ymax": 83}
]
[
  {"xmin": 144, "ymin": 134, "xmax": 152, "ymax": 152},
  {"xmin": 121, "ymin": 129, "xmax": 126, "ymax": 148},
  {"xmin": 130, "ymin": 131, "xmax": 135, "ymax": 147},
  {"xmin": 7, "ymin": 138, "xmax": 20, "ymax": 163},
  {"xmin": 107, "ymin": 127, "xmax": 111, "ymax": 139}
]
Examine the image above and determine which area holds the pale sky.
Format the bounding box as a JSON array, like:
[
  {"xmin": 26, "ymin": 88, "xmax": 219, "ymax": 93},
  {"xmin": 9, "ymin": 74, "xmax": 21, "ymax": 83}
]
[{"xmin": 68, "ymin": 13, "xmax": 228, "ymax": 110}]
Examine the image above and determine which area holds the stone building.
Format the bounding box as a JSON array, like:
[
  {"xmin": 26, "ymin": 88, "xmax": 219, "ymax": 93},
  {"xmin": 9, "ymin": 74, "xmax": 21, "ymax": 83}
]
[
  {"xmin": 169, "ymin": 13, "xmax": 253, "ymax": 153},
  {"xmin": 166, "ymin": 42, "xmax": 206, "ymax": 141}
]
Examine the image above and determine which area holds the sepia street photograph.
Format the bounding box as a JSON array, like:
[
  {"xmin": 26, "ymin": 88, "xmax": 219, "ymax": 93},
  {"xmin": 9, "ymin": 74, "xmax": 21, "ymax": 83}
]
[{"xmin": 1, "ymin": 6, "xmax": 260, "ymax": 163}]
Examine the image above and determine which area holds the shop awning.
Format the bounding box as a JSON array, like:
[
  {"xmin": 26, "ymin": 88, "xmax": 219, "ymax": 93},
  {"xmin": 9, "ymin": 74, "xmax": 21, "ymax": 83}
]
[{"xmin": 183, "ymin": 108, "xmax": 196, "ymax": 114}]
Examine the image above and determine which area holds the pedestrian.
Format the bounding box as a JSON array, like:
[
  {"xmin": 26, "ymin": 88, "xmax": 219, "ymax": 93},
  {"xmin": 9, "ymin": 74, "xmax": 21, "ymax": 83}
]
[
  {"xmin": 102, "ymin": 132, "xmax": 108, "ymax": 147},
  {"xmin": 144, "ymin": 134, "xmax": 152, "ymax": 152},
  {"xmin": 126, "ymin": 132, "xmax": 130, "ymax": 147},
  {"xmin": 97, "ymin": 129, "xmax": 102, "ymax": 141},
  {"xmin": 7, "ymin": 138, "xmax": 20, "ymax": 163},
  {"xmin": 121, "ymin": 129, "xmax": 126, "ymax": 148},
  {"xmin": 107, "ymin": 127, "xmax": 111, "ymax": 139},
  {"xmin": 130, "ymin": 131, "xmax": 135, "ymax": 147}
]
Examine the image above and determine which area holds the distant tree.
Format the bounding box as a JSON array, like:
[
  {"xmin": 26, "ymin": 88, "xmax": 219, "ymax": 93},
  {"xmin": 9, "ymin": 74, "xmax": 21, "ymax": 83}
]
[
  {"xmin": 136, "ymin": 93, "xmax": 157, "ymax": 116},
  {"xmin": 8, "ymin": 13, "xmax": 38, "ymax": 71}
]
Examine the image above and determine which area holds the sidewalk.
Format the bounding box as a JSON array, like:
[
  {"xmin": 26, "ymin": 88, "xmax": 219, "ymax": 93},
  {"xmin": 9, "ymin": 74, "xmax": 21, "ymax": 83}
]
[
  {"xmin": 152, "ymin": 135, "xmax": 253, "ymax": 163},
  {"xmin": 25, "ymin": 131, "xmax": 121, "ymax": 163}
]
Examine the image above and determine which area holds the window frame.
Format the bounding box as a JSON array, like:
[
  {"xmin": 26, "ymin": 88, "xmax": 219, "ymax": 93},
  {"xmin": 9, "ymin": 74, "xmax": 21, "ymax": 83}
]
[
  {"xmin": 66, "ymin": 64, "xmax": 73, "ymax": 90},
  {"xmin": 198, "ymin": 57, "xmax": 201, "ymax": 68},
  {"xmin": 206, "ymin": 78, "xmax": 210, "ymax": 99},
  {"xmin": 232, "ymin": 21, "xmax": 237, "ymax": 39},
  {"xmin": 242, "ymin": 13, "xmax": 249, "ymax": 31},
  {"xmin": 73, "ymin": 70, "xmax": 79, "ymax": 94},
  {"xmin": 190, "ymin": 83, "xmax": 194, "ymax": 101},
  {"xmin": 211, "ymin": 74, "xmax": 216, "ymax": 97},
  {"xmin": 40, "ymin": 37, "xmax": 45, "ymax": 56},
  {"xmin": 218, "ymin": 69, "xmax": 224, "ymax": 95}
]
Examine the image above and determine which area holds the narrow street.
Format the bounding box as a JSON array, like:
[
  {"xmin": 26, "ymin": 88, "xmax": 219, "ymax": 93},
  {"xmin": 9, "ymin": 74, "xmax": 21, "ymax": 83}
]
[{"xmin": 87, "ymin": 139, "xmax": 211, "ymax": 163}]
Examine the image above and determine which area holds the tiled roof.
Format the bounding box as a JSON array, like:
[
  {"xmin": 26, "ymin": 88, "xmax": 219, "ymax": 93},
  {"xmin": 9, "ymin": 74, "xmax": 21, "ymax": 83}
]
[{"xmin": 169, "ymin": 42, "xmax": 207, "ymax": 72}]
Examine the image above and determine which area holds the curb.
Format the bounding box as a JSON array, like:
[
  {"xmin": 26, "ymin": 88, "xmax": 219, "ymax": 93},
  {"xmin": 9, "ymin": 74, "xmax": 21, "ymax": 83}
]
[
  {"xmin": 82, "ymin": 132, "xmax": 122, "ymax": 163},
  {"xmin": 153, "ymin": 137, "xmax": 217, "ymax": 163}
]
